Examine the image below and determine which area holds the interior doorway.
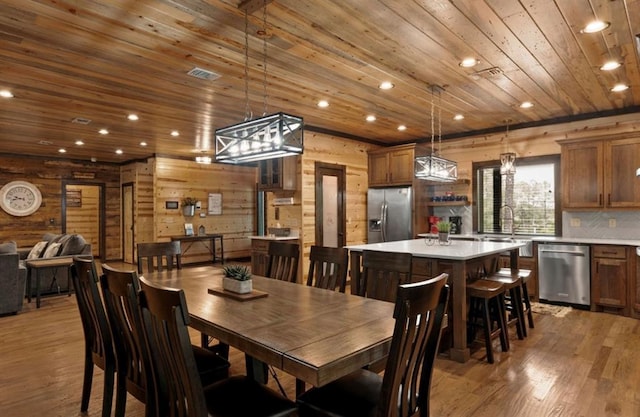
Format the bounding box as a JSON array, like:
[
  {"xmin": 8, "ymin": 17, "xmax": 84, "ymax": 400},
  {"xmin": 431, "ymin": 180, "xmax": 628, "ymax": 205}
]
[
  {"xmin": 62, "ymin": 182, "xmax": 105, "ymax": 259},
  {"xmin": 314, "ymin": 162, "xmax": 346, "ymax": 247},
  {"xmin": 122, "ymin": 183, "xmax": 134, "ymax": 263}
]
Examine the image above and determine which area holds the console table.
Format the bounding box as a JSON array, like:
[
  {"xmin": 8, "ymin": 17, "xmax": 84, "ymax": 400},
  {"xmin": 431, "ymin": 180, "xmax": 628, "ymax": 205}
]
[
  {"xmin": 25, "ymin": 257, "xmax": 74, "ymax": 308},
  {"xmin": 170, "ymin": 234, "xmax": 224, "ymax": 265}
]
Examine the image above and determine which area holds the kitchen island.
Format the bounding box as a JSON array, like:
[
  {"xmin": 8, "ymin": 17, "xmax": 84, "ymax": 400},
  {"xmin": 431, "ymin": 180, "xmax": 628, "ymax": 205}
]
[{"xmin": 346, "ymin": 238, "xmax": 525, "ymax": 363}]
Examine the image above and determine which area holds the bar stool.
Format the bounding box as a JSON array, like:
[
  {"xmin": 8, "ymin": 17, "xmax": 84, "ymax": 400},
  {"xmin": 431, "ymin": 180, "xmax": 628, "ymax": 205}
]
[
  {"xmin": 492, "ymin": 268, "xmax": 534, "ymax": 330},
  {"xmin": 484, "ymin": 271, "xmax": 527, "ymax": 339},
  {"xmin": 466, "ymin": 279, "xmax": 509, "ymax": 364}
]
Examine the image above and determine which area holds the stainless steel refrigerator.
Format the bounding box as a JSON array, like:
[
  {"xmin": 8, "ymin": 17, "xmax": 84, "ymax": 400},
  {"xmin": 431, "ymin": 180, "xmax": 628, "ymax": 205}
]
[{"xmin": 367, "ymin": 187, "xmax": 412, "ymax": 243}]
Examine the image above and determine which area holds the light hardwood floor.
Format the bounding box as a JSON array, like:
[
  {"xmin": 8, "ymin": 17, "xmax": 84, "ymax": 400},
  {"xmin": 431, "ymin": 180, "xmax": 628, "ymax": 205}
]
[{"xmin": 1, "ymin": 263, "xmax": 639, "ymax": 416}]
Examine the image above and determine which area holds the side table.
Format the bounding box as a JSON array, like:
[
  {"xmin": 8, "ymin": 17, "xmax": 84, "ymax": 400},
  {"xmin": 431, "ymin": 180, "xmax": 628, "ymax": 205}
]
[{"xmin": 25, "ymin": 257, "xmax": 75, "ymax": 308}]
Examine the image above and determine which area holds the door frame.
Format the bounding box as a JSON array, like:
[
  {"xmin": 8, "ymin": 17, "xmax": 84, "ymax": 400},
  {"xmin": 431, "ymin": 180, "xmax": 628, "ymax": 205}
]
[
  {"xmin": 61, "ymin": 180, "xmax": 106, "ymax": 260},
  {"xmin": 122, "ymin": 182, "xmax": 134, "ymax": 263},
  {"xmin": 314, "ymin": 162, "xmax": 346, "ymax": 247}
]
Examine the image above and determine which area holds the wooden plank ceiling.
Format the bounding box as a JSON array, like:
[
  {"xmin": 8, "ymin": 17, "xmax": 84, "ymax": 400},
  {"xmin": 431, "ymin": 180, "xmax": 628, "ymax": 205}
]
[{"xmin": 0, "ymin": 0, "xmax": 638, "ymax": 163}]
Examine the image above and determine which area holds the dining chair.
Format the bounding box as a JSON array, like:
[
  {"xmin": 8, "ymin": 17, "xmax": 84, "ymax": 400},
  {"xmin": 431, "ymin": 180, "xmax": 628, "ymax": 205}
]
[
  {"xmin": 306, "ymin": 245, "xmax": 349, "ymax": 292},
  {"xmin": 70, "ymin": 257, "xmax": 116, "ymax": 417},
  {"xmin": 356, "ymin": 249, "xmax": 413, "ymax": 302},
  {"xmin": 137, "ymin": 276, "xmax": 298, "ymax": 417},
  {"xmin": 266, "ymin": 241, "xmax": 299, "ymax": 283},
  {"xmin": 100, "ymin": 264, "xmax": 231, "ymax": 417},
  {"xmin": 136, "ymin": 241, "xmax": 182, "ymax": 274},
  {"xmin": 296, "ymin": 273, "xmax": 450, "ymax": 417}
]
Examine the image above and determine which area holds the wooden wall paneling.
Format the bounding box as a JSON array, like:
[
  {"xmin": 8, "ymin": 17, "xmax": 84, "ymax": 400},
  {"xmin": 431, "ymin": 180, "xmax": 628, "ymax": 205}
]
[
  {"xmin": 0, "ymin": 154, "xmax": 121, "ymax": 259},
  {"xmin": 153, "ymin": 157, "xmax": 257, "ymax": 263},
  {"xmin": 65, "ymin": 184, "xmax": 101, "ymax": 256}
]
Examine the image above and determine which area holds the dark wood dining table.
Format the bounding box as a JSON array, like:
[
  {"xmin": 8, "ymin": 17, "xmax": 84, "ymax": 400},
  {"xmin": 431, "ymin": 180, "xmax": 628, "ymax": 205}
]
[{"xmin": 142, "ymin": 266, "xmax": 395, "ymax": 391}]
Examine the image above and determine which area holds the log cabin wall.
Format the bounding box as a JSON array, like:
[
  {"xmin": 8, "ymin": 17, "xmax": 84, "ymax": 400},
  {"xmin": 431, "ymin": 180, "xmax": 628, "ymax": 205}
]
[
  {"xmin": 152, "ymin": 157, "xmax": 257, "ymax": 263},
  {"xmin": 266, "ymin": 131, "xmax": 377, "ymax": 282},
  {"xmin": 0, "ymin": 154, "xmax": 121, "ymax": 259},
  {"xmin": 65, "ymin": 184, "xmax": 101, "ymax": 257}
]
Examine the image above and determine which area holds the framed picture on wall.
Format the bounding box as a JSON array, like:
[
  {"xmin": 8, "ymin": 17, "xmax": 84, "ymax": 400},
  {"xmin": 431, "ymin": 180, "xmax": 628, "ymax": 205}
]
[{"xmin": 208, "ymin": 193, "xmax": 222, "ymax": 215}]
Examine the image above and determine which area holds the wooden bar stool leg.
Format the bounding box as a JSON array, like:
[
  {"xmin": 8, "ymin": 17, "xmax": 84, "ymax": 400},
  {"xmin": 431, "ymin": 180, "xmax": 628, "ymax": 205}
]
[
  {"xmin": 481, "ymin": 298, "xmax": 494, "ymax": 364},
  {"xmin": 522, "ymin": 281, "xmax": 534, "ymax": 329},
  {"xmin": 495, "ymin": 293, "xmax": 509, "ymax": 352}
]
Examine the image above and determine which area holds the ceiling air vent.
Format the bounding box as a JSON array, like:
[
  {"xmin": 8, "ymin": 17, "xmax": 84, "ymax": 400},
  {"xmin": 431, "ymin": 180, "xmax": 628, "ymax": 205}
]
[
  {"xmin": 187, "ymin": 67, "xmax": 221, "ymax": 81},
  {"xmin": 71, "ymin": 117, "xmax": 92, "ymax": 125},
  {"xmin": 470, "ymin": 66, "xmax": 503, "ymax": 80}
]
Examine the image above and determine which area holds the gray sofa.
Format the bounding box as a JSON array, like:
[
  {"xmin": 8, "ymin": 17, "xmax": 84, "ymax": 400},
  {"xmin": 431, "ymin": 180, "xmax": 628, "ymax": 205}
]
[
  {"xmin": 19, "ymin": 233, "xmax": 92, "ymax": 297},
  {"xmin": 0, "ymin": 242, "xmax": 27, "ymax": 315}
]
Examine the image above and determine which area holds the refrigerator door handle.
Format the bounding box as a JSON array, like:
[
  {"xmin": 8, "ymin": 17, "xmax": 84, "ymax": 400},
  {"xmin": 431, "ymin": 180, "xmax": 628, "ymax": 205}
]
[{"xmin": 381, "ymin": 202, "xmax": 387, "ymax": 242}]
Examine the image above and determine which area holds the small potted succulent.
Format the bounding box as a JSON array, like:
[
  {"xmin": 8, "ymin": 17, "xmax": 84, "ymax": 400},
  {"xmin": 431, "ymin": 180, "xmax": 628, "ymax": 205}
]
[
  {"xmin": 222, "ymin": 265, "xmax": 253, "ymax": 294},
  {"xmin": 181, "ymin": 197, "xmax": 197, "ymax": 217},
  {"xmin": 436, "ymin": 220, "xmax": 451, "ymax": 244}
]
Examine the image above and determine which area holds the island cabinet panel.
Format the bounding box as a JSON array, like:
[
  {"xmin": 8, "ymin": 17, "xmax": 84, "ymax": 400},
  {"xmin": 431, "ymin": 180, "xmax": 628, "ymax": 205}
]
[
  {"xmin": 368, "ymin": 144, "xmax": 415, "ymax": 187},
  {"xmin": 499, "ymin": 255, "xmax": 538, "ymax": 301},
  {"xmin": 560, "ymin": 136, "xmax": 640, "ymax": 210},
  {"xmin": 592, "ymin": 245, "xmax": 628, "ymax": 315}
]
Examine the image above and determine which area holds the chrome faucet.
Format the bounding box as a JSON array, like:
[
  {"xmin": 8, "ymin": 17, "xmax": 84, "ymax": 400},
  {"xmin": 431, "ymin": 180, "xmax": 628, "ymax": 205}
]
[{"xmin": 500, "ymin": 205, "xmax": 515, "ymax": 238}]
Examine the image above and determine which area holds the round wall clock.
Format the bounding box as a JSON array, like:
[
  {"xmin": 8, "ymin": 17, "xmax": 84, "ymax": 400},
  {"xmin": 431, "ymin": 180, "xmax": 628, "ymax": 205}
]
[{"xmin": 0, "ymin": 180, "xmax": 43, "ymax": 216}]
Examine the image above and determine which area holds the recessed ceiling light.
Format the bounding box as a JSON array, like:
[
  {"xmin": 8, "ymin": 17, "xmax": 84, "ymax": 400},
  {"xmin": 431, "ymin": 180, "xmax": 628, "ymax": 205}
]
[
  {"xmin": 379, "ymin": 81, "xmax": 394, "ymax": 90},
  {"xmin": 127, "ymin": 113, "xmax": 139, "ymax": 121},
  {"xmin": 453, "ymin": 114, "xmax": 464, "ymax": 121},
  {"xmin": 366, "ymin": 115, "xmax": 376, "ymax": 122},
  {"xmin": 611, "ymin": 83, "xmax": 629, "ymax": 92},
  {"xmin": 99, "ymin": 128, "xmax": 109, "ymax": 135},
  {"xmin": 397, "ymin": 125, "xmax": 407, "ymax": 131},
  {"xmin": 520, "ymin": 101, "xmax": 534, "ymax": 109},
  {"xmin": 581, "ymin": 20, "xmax": 610, "ymax": 33},
  {"xmin": 171, "ymin": 130, "xmax": 180, "ymax": 137},
  {"xmin": 75, "ymin": 140, "xmax": 84, "ymax": 146},
  {"xmin": 317, "ymin": 100, "xmax": 329, "ymax": 108},
  {"xmin": 600, "ymin": 61, "xmax": 621, "ymax": 71},
  {"xmin": 459, "ymin": 58, "xmax": 479, "ymax": 68},
  {"xmin": 140, "ymin": 141, "xmax": 147, "ymax": 147},
  {"xmin": 58, "ymin": 148, "xmax": 66, "ymax": 153},
  {"xmin": 115, "ymin": 149, "xmax": 123, "ymax": 155},
  {"xmin": 0, "ymin": 90, "xmax": 14, "ymax": 98}
]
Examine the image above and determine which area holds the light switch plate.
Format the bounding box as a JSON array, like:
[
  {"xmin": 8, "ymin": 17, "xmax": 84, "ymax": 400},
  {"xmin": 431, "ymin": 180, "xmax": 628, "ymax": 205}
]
[{"xmin": 609, "ymin": 218, "xmax": 616, "ymax": 228}]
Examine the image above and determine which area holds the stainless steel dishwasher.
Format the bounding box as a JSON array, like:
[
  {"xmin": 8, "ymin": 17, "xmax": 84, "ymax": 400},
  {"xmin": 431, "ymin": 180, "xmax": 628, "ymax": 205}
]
[{"xmin": 537, "ymin": 243, "xmax": 590, "ymax": 307}]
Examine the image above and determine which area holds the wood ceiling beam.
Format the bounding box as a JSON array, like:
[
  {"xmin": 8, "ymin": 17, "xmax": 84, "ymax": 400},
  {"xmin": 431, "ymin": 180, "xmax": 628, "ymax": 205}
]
[{"xmin": 238, "ymin": 0, "xmax": 275, "ymax": 15}]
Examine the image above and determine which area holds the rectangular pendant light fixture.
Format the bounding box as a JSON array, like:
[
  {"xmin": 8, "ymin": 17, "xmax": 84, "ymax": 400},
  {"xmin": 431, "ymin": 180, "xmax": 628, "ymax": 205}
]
[
  {"xmin": 415, "ymin": 154, "xmax": 458, "ymax": 182},
  {"xmin": 215, "ymin": 112, "xmax": 303, "ymax": 164}
]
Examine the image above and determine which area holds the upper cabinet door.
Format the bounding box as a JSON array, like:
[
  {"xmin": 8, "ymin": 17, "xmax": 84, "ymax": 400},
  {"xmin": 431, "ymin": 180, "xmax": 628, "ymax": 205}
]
[
  {"xmin": 368, "ymin": 144, "xmax": 415, "ymax": 187},
  {"xmin": 561, "ymin": 141, "xmax": 604, "ymax": 209},
  {"xmin": 605, "ymin": 138, "xmax": 640, "ymax": 208}
]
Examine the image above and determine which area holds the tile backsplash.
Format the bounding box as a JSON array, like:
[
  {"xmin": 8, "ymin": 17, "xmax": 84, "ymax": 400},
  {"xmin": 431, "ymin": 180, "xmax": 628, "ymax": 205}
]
[{"xmin": 563, "ymin": 211, "xmax": 640, "ymax": 239}]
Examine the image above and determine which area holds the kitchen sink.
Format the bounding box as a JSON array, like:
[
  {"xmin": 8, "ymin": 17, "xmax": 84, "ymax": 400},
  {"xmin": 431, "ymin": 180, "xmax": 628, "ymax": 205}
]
[{"xmin": 479, "ymin": 236, "xmax": 533, "ymax": 257}]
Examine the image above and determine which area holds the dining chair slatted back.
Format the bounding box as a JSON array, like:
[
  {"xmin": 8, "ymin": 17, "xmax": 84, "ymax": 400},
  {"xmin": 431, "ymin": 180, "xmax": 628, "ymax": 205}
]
[
  {"xmin": 100, "ymin": 264, "xmax": 154, "ymax": 417},
  {"xmin": 296, "ymin": 273, "xmax": 450, "ymax": 417},
  {"xmin": 137, "ymin": 276, "xmax": 297, "ymax": 417},
  {"xmin": 358, "ymin": 250, "xmax": 413, "ymax": 302},
  {"xmin": 306, "ymin": 245, "xmax": 349, "ymax": 292},
  {"xmin": 266, "ymin": 241, "xmax": 299, "ymax": 283},
  {"xmin": 71, "ymin": 257, "xmax": 116, "ymax": 417},
  {"xmin": 136, "ymin": 241, "xmax": 182, "ymax": 274}
]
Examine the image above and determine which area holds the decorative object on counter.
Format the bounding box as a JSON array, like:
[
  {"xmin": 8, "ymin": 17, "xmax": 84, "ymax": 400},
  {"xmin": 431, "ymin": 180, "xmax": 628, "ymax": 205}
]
[
  {"xmin": 181, "ymin": 197, "xmax": 197, "ymax": 216},
  {"xmin": 184, "ymin": 223, "xmax": 194, "ymax": 236},
  {"xmin": 437, "ymin": 220, "xmax": 452, "ymax": 245},
  {"xmin": 414, "ymin": 85, "xmax": 457, "ymax": 182},
  {"xmin": 449, "ymin": 216, "xmax": 462, "ymax": 234},
  {"xmin": 222, "ymin": 265, "xmax": 252, "ymax": 294},
  {"xmin": 198, "ymin": 225, "xmax": 206, "ymax": 236},
  {"xmin": 500, "ymin": 118, "xmax": 516, "ymax": 175},
  {"xmin": 428, "ymin": 215, "xmax": 441, "ymax": 234},
  {"xmin": 215, "ymin": 4, "xmax": 303, "ymax": 164},
  {"xmin": 267, "ymin": 227, "xmax": 291, "ymax": 237}
]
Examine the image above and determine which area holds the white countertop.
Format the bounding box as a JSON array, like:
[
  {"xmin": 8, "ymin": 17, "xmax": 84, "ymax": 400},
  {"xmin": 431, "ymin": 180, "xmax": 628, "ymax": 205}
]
[
  {"xmin": 248, "ymin": 235, "xmax": 299, "ymax": 241},
  {"xmin": 418, "ymin": 233, "xmax": 640, "ymax": 247},
  {"xmin": 346, "ymin": 239, "xmax": 524, "ymax": 261}
]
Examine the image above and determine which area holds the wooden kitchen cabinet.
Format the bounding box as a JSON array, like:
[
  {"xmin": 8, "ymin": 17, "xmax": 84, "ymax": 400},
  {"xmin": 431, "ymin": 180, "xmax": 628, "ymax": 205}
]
[
  {"xmin": 368, "ymin": 144, "xmax": 415, "ymax": 186},
  {"xmin": 258, "ymin": 156, "xmax": 297, "ymax": 191},
  {"xmin": 592, "ymin": 245, "xmax": 628, "ymax": 315},
  {"xmin": 560, "ymin": 137, "xmax": 640, "ymax": 209}
]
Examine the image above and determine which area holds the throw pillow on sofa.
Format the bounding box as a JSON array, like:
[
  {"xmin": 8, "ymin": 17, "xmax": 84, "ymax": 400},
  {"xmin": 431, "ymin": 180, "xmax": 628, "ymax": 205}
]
[
  {"xmin": 59, "ymin": 234, "xmax": 87, "ymax": 256},
  {"xmin": 42, "ymin": 242, "xmax": 63, "ymax": 258},
  {"xmin": 0, "ymin": 241, "xmax": 17, "ymax": 254},
  {"xmin": 27, "ymin": 241, "xmax": 48, "ymax": 259}
]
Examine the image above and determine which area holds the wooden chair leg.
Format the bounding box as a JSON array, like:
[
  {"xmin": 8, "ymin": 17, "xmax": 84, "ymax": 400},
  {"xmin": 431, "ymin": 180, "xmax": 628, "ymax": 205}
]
[{"xmin": 80, "ymin": 352, "xmax": 93, "ymax": 412}]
